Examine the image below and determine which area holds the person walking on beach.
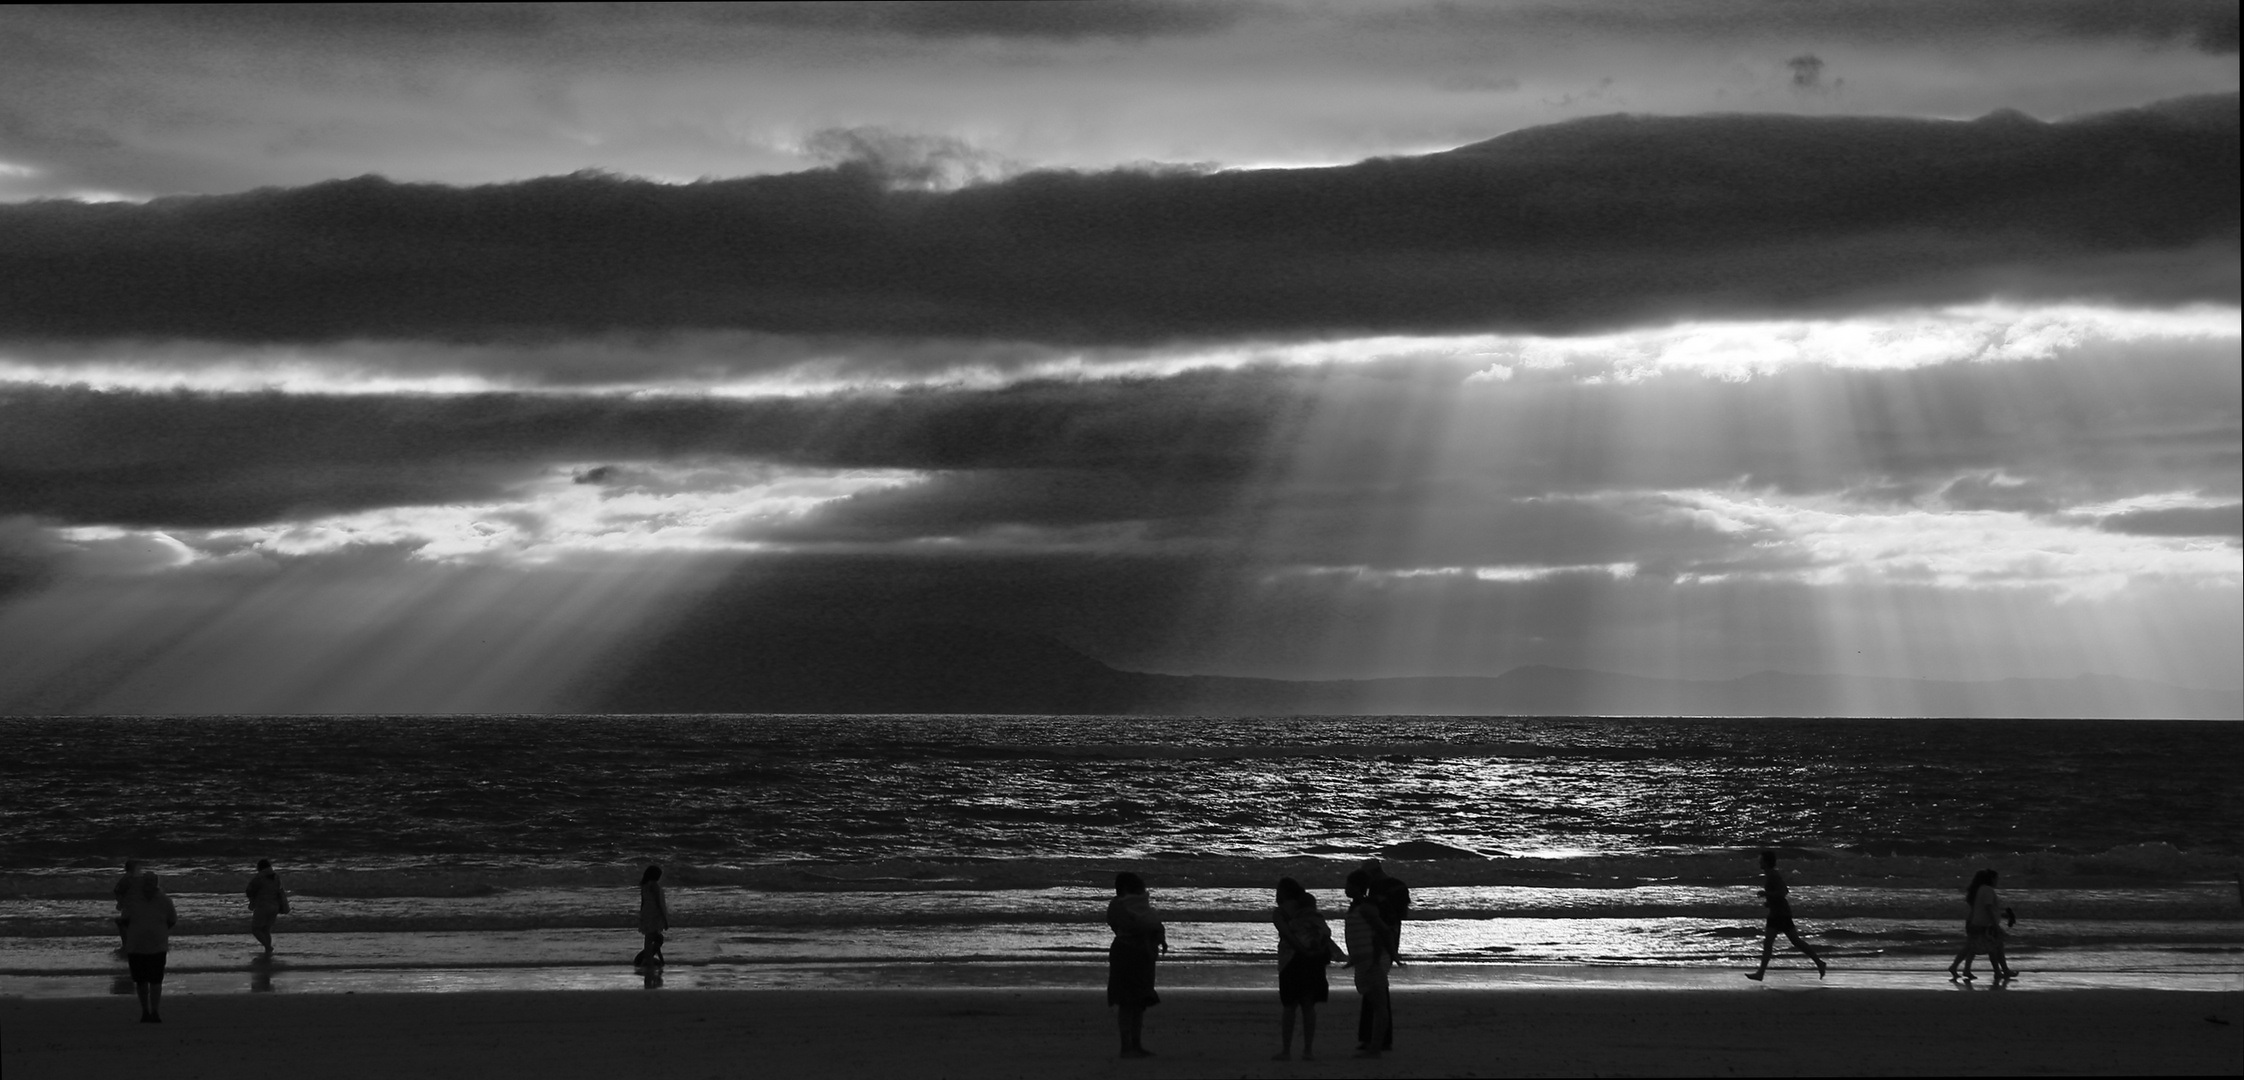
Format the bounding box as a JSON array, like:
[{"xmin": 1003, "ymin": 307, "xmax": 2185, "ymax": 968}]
[
  {"xmin": 1343, "ymin": 869, "xmax": 1393, "ymax": 1058},
  {"xmin": 1948, "ymin": 869, "xmax": 2016, "ymax": 982},
  {"xmin": 1106, "ymin": 871, "xmax": 1168, "ymax": 1059},
  {"xmin": 1356, "ymin": 859, "xmax": 1409, "ymax": 1050},
  {"xmin": 1272, "ymin": 877, "xmax": 1346, "ymax": 1061},
  {"xmin": 112, "ymin": 859, "xmax": 141, "ymax": 953},
  {"xmin": 122, "ymin": 871, "xmax": 178, "ymax": 1023},
  {"xmin": 633, "ymin": 864, "xmax": 670, "ymax": 968},
  {"xmin": 1746, "ymin": 850, "xmax": 1827, "ymax": 981},
  {"xmin": 245, "ymin": 858, "xmax": 288, "ymax": 956}
]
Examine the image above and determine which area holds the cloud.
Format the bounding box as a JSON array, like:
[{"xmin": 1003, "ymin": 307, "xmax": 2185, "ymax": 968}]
[
  {"xmin": 0, "ymin": 302, "xmax": 2225, "ymax": 396},
  {"xmin": 6, "ymin": 5, "xmax": 2233, "ymax": 206},
  {"xmin": 1416, "ymin": 0, "xmax": 2240, "ymax": 54},
  {"xmin": 2, "ymin": 95, "xmax": 2233, "ymax": 345},
  {"xmin": 2097, "ymin": 503, "xmax": 2244, "ymax": 537},
  {"xmin": 712, "ymin": 1, "xmax": 1256, "ymax": 41},
  {"xmin": 3, "ymin": 340, "xmax": 2234, "ymax": 596},
  {"xmin": 0, "ymin": 370, "xmax": 1294, "ymax": 528},
  {"xmin": 798, "ymin": 127, "xmax": 1022, "ymax": 190}
]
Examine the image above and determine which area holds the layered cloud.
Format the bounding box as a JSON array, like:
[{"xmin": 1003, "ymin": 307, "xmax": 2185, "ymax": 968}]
[
  {"xmin": 4, "ymin": 2, "xmax": 2236, "ymax": 202},
  {"xmin": 3, "ymin": 95, "xmax": 2235, "ymax": 345},
  {"xmin": 5, "ymin": 335, "xmax": 2233, "ymax": 573},
  {"xmin": 1, "ymin": 23, "xmax": 2236, "ymax": 710}
]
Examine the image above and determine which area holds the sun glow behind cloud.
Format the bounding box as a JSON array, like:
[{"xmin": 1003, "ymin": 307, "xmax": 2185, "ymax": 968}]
[
  {"xmin": 1646, "ymin": 488, "xmax": 2240, "ymax": 596},
  {"xmin": 1467, "ymin": 304, "xmax": 2243, "ymax": 383},
  {"xmin": 2, "ymin": 304, "xmax": 2233, "ymax": 396},
  {"xmin": 50, "ymin": 463, "xmax": 929, "ymax": 568}
]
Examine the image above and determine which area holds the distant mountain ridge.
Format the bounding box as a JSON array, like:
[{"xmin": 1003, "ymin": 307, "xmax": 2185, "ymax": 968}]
[{"xmin": 597, "ymin": 622, "xmax": 2241, "ymax": 719}]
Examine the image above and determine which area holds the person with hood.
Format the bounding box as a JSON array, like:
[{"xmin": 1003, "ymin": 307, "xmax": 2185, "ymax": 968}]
[{"xmin": 123, "ymin": 871, "xmax": 178, "ymax": 1023}]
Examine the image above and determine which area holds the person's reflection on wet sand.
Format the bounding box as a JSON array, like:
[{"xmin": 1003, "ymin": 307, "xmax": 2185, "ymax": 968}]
[{"xmin": 250, "ymin": 962, "xmax": 275, "ymax": 993}]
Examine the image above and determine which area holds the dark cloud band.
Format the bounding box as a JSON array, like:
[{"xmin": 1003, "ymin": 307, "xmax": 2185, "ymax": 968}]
[{"xmin": 2, "ymin": 95, "xmax": 2233, "ymax": 346}]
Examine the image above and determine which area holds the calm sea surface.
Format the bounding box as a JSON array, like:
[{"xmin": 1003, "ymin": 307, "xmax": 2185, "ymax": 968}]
[{"xmin": 3, "ymin": 715, "xmax": 2239, "ymax": 992}]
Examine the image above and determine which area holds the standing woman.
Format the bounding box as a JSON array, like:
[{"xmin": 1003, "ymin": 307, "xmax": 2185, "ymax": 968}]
[
  {"xmin": 633, "ymin": 865, "xmax": 670, "ymax": 968},
  {"xmin": 1106, "ymin": 872, "xmax": 1168, "ymax": 1059},
  {"xmin": 123, "ymin": 871, "xmax": 178, "ymax": 1023},
  {"xmin": 245, "ymin": 858, "xmax": 288, "ymax": 956},
  {"xmin": 1273, "ymin": 877, "xmax": 1345, "ymax": 1061}
]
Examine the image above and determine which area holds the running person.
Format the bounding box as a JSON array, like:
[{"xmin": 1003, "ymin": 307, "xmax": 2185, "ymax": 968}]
[{"xmin": 1746, "ymin": 850, "xmax": 1826, "ymax": 981}]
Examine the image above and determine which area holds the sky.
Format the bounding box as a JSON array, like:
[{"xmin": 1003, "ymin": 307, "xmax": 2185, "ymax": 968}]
[{"xmin": 0, "ymin": 1, "xmax": 2237, "ymax": 714}]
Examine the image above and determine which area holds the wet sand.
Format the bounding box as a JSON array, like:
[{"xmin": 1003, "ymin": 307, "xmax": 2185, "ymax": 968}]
[{"xmin": 5, "ymin": 987, "xmax": 2240, "ymax": 1078}]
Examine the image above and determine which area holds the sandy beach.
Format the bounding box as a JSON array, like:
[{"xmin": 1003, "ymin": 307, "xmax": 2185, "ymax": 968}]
[{"xmin": 6, "ymin": 987, "xmax": 2239, "ymax": 1078}]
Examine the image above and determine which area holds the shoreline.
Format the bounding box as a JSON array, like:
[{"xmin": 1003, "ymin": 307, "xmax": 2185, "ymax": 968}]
[
  {"xmin": 6, "ymin": 986, "xmax": 2239, "ymax": 1078},
  {"xmin": 8, "ymin": 957, "xmax": 2240, "ymax": 999}
]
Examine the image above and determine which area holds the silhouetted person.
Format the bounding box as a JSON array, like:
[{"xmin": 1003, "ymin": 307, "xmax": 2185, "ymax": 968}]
[
  {"xmin": 123, "ymin": 871, "xmax": 177, "ymax": 1023},
  {"xmin": 1356, "ymin": 859, "xmax": 1408, "ymax": 1049},
  {"xmin": 1106, "ymin": 871, "xmax": 1167, "ymax": 1059},
  {"xmin": 633, "ymin": 865, "xmax": 670, "ymax": 967},
  {"xmin": 1746, "ymin": 850, "xmax": 1826, "ymax": 980},
  {"xmin": 1949, "ymin": 868, "xmax": 1991, "ymax": 980},
  {"xmin": 1950, "ymin": 868, "xmax": 2016, "ymax": 982},
  {"xmin": 1273, "ymin": 877, "xmax": 1345, "ymax": 1061},
  {"xmin": 245, "ymin": 858, "xmax": 287, "ymax": 956},
  {"xmin": 111, "ymin": 859, "xmax": 141, "ymax": 952},
  {"xmin": 1343, "ymin": 869, "xmax": 1393, "ymax": 1058}
]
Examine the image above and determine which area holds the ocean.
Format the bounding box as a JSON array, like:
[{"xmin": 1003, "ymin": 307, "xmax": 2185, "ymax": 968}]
[{"xmin": 3, "ymin": 715, "xmax": 2240, "ymax": 995}]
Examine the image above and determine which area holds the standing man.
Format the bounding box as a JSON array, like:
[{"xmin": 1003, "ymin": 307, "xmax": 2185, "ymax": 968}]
[
  {"xmin": 1746, "ymin": 850, "xmax": 1826, "ymax": 980},
  {"xmin": 1357, "ymin": 859, "xmax": 1409, "ymax": 1051},
  {"xmin": 245, "ymin": 858, "xmax": 288, "ymax": 957},
  {"xmin": 112, "ymin": 859, "xmax": 141, "ymax": 953},
  {"xmin": 1343, "ymin": 870, "xmax": 1392, "ymax": 1059}
]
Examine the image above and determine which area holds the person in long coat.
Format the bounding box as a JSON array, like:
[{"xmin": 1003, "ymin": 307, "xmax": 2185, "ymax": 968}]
[{"xmin": 124, "ymin": 871, "xmax": 179, "ymax": 1023}]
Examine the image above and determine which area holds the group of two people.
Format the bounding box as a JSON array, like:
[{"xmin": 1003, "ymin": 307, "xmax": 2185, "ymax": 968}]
[
  {"xmin": 1749, "ymin": 851, "xmax": 2023, "ymax": 984},
  {"xmin": 1947, "ymin": 868, "xmax": 2017, "ymax": 982},
  {"xmin": 108, "ymin": 858, "xmax": 288, "ymax": 1023},
  {"xmin": 1106, "ymin": 859, "xmax": 1411, "ymax": 1061}
]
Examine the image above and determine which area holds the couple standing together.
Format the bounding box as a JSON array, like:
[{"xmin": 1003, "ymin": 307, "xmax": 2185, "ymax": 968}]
[
  {"xmin": 1277, "ymin": 862, "xmax": 1410, "ymax": 1061},
  {"xmin": 1104, "ymin": 859, "xmax": 1410, "ymax": 1061}
]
